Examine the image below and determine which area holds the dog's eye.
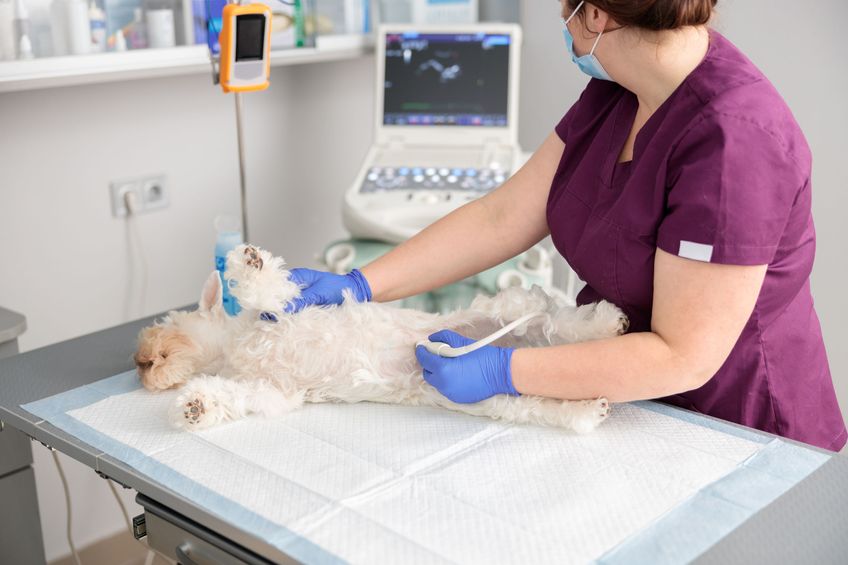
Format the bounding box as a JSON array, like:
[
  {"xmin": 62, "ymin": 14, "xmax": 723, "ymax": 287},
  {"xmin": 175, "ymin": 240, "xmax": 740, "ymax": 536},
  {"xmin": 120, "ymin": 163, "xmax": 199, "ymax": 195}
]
[{"xmin": 160, "ymin": 353, "xmax": 168, "ymax": 359}]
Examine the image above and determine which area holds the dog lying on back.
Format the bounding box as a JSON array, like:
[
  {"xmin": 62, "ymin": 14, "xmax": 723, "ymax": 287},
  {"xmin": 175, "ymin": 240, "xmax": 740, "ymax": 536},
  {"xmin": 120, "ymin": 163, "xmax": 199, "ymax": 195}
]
[{"xmin": 134, "ymin": 245, "xmax": 628, "ymax": 433}]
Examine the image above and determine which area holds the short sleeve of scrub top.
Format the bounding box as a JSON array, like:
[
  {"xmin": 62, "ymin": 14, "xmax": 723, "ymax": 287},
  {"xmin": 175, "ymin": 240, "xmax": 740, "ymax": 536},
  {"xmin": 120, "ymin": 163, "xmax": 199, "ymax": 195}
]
[
  {"xmin": 546, "ymin": 30, "xmax": 847, "ymax": 451},
  {"xmin": 657, "ymin": 114, "xmax": 801, "ymax": 265}
]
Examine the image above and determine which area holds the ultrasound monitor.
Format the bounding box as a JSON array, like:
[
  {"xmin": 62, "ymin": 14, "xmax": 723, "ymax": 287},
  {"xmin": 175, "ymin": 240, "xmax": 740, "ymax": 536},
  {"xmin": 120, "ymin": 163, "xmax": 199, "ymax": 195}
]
[{"xmin": 382, "ymin": 32, "xmax": 511, "ymax": 127}]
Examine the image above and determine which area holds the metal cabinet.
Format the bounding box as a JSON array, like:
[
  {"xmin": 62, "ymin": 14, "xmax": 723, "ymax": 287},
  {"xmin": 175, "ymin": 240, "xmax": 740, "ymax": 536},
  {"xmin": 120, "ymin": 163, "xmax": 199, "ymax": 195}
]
[{"xmin": 0, "ymin": 307, "xmax": 46, "ymax": 564}]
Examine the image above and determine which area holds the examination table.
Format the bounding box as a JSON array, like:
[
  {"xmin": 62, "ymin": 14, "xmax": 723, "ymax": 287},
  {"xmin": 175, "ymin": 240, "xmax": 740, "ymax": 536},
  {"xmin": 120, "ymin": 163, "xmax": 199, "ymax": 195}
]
[{"xmin": 1, "ymin": 309, "xmax": 846, "ymax": 564}]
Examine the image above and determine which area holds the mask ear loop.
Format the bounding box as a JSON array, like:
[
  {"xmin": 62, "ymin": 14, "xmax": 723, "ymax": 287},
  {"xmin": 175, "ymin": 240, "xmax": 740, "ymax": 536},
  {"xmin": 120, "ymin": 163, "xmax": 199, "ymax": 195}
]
[
  {"xmin": 565, "ymin": 0, "xmax": 606, "ymax": 57},
  {"xmin": 589, "ymin": 27, "xmax": 605, "ymax": 56},
  {"xmin": 564, "ymin": 0, "xmax": 585, "ymax": 26}
]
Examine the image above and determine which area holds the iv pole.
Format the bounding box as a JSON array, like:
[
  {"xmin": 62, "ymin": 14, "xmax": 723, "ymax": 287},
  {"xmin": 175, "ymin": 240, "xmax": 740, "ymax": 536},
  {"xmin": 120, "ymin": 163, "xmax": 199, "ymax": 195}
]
[
  {"xmin": 233, "ymin": 92, "xmax": 250, "ymax": 242},
  {"xmin": 209, "ymin": 0, "xmax": 253, "ymax": 243}
]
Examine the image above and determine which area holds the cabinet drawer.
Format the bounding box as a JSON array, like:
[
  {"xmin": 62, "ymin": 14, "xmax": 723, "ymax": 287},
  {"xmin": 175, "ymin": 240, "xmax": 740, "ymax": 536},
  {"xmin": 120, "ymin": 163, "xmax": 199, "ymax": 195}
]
[
  {"xmin": 0, "ymin": 425, "xmax": 32, "ymax": 476},
  {"xmin": 0, "ymin": 466, "xmax": 46, "ymax": 564}
]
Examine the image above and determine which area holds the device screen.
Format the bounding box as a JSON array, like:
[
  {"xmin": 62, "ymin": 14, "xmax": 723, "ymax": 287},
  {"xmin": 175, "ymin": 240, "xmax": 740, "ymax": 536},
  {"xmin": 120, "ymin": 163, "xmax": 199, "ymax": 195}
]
[
  {"xmin": 383, "ymin": 33, "xmax": 511, "ymax": 127},
  {"xmin": 235, "ymin": 14, "xmax": 266, "ymax": 62}
]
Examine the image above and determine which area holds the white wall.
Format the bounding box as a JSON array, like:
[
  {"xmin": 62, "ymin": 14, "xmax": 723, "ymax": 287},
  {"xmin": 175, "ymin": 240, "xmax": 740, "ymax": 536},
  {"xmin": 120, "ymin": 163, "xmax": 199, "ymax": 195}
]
[
  {"xmin": 1, "ymin": 0, "xmax": 846, "ymax": 561},
  {"xmin": 0, "ymin": 57, "xmax": 373, "ymax": 561}
]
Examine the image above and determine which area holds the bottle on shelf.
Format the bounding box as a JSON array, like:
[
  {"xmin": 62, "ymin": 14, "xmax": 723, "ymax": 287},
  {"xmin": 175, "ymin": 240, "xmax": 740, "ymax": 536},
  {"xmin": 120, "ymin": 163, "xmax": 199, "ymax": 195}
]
[
  {"xmin": 13, "ymin": 0, "xmax": 31, "ymax": 59},
  {"xmin": 49, "ymin": 0, "xmax": 68, "ymax": 55},
  {"xmin": 113, "ymin": 27, "xmax": 126, "ymax": 50},
  {"xmin": 66, "ymin": 0, "xmax": 90, "ymax": 55},
  {"xmin": 145, "ymin": 0, "xmax": 176, "ymax": 49},
  {"xmin": 88, "ymin": 0, "xmax": 106, "ymax": 52},
  {"xmin": 127, "ymin": 7, "xmax": 147, "ymax": 49},
  {"xmin": 18, "ymin": 32, "xmax": 34, "ymax": 59},
  {"xmin": 1, "ymin": 0, "xmax": 15, "ymax": 61}
]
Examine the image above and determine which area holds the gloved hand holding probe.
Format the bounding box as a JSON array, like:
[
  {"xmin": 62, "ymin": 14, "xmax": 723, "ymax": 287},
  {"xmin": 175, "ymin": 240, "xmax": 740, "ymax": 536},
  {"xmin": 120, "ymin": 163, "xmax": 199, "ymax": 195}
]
[{"xmin": 415, "ymin": 330, "xmax": 520, "ymax": 404}]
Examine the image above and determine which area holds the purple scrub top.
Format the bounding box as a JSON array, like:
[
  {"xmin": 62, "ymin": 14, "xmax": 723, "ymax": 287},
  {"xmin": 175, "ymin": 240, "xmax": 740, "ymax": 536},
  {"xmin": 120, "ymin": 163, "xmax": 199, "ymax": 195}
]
[{"xmin": 546, "ymin": 30, "xmax": 847, "ymax": 451}]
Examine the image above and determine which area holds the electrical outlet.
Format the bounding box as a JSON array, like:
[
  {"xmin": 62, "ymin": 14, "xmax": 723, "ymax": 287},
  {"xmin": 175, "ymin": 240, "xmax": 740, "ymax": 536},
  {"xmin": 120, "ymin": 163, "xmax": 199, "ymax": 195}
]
[
  {"xmin": 110, "ymin": 181, "xmax": 142, "ymax": 217},
  {"xmin": 141, "ymin": 176, "xmax": 169, "ymax": 212},
  {"xmin": 110, "ymin": 175, "xmax": 169, "ymax": 217}
]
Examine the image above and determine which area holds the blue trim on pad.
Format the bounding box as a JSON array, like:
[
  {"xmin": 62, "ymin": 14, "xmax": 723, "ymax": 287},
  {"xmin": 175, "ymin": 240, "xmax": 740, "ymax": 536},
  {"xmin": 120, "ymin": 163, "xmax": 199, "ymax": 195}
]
[
  {"xmin": 22, "ymin": 371, "xmax": 344, "ymax": 565},
  {"xmin": 597, "ymin": 439, "xmax": 830, "ymax": 564},
  {"xmin": 22, "ymin": 373, "xmax": 831, "ymax": 564}
]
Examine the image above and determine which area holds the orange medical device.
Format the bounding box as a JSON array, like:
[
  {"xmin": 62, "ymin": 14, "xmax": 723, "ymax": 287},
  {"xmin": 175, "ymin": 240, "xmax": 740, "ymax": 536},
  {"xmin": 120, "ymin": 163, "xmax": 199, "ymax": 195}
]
[{"xmin": 218, "ymin": 3, "xmax": 272, "ymax": 93}]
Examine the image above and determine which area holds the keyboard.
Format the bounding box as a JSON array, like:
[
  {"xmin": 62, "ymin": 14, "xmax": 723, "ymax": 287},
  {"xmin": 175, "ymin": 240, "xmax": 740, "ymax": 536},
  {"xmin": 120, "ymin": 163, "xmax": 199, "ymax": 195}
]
[{"xmin": 359, "ymin": 166, "xmax": 509, "ymax": 193}]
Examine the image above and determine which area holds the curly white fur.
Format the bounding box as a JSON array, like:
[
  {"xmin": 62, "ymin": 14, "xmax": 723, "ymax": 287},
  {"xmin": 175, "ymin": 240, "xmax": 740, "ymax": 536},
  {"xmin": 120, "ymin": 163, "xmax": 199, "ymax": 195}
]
[{"xmin": 134, "ymin": 245, "xmax": 629, "ymax": 434}]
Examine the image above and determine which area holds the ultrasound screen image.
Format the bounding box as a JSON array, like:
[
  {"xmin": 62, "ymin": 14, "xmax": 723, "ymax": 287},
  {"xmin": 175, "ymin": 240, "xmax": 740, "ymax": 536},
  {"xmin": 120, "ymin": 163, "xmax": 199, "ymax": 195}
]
[{"xmin": 383, "ymin": 33, "xmax": 511, "ymax": 127}]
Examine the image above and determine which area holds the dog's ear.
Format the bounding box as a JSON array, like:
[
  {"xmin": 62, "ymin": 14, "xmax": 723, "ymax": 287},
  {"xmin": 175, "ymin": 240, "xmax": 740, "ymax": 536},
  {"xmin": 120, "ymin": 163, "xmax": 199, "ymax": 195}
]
[{"xmin": 199, "ymin": 271, "xmax": 223, "ymax": 312}]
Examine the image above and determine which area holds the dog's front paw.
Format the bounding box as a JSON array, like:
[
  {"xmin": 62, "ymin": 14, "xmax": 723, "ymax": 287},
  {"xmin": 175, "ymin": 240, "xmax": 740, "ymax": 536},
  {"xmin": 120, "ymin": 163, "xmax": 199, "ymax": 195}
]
[
  {"xmin": 243, "ymin": 245, "xmax": 264, "ymax": 270},
  {"xmin": 570, "ymin": 397, "xmax": 611, "ymax": 434},
  {"xmin": 170, "ymin": 390, "xmax": 224, "ymax": 431},
  {"xmin": 225, "ymin": 245, "xmax": 299, "ymax": 312}
]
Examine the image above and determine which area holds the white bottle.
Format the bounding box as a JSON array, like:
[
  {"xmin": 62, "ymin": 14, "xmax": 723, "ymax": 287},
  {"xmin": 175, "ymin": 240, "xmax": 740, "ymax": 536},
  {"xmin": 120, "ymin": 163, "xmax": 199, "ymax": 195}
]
[
  {"xmin": 146, "ymin": 8, "xmax": 175, "ymax": 49},
  {"xmin": 49, "ymin": 0, "xmax": 69, "ymax": 55},
  {"xmin": 0, "ymin": 0, "xmax": 15, "ymax": 61},
  {"xmin": 18, "ymin": 32, "xmax": 34, "ymax": 59},
  {"xmin": 66, "ymin": 0, "xmax": 89, "ymax": 55},
  {"xmin": 88, "ymin": 0, "xmax": 105, "ymax": 52},
  {"xmin": 12, "ymin": 0, "xmax": 30, "ymax": 58},
  {"xmin": 343, "ymin": 0, "xmax": 362, "ymax": 34},
  {"xmin": 113, "ymin": 27, "xmax": 126, "ymax": 51}
]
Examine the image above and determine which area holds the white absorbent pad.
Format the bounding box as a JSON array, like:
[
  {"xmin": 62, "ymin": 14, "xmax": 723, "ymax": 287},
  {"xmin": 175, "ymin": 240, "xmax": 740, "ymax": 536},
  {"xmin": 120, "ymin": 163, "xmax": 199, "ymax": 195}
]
[{"xmin": 23, "ymin": 371, "xmax": 830, "ymax": 564}]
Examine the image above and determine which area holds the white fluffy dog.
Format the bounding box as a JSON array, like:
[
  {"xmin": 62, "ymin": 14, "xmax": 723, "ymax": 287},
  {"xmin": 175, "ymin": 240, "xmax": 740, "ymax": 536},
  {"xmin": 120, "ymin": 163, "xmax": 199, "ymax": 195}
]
[{"xmin": 134, "ymin": 245, "xmax": 628, "ymax": 433}]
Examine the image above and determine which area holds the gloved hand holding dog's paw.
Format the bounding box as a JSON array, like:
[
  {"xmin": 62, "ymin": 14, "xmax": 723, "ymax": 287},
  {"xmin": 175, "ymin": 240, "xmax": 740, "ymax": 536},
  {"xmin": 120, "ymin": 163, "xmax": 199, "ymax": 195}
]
[
  {"xmin": 281, "ymin": 268, "xmax": 372, "ymax": 315},
  {"xmin": 415, "ymin": 330, "xmax": 519, "ymax": 404}
]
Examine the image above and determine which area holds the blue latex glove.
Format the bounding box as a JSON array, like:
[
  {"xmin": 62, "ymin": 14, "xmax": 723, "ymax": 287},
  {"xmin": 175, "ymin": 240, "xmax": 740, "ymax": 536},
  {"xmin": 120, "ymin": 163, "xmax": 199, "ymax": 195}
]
[
  {"xmin": 274, "ymin": 268, "xmax": 372, "ymax": 317},
  {"xmin": 415, "ymin": 330, "xmax": 519, "ymax": 404}
]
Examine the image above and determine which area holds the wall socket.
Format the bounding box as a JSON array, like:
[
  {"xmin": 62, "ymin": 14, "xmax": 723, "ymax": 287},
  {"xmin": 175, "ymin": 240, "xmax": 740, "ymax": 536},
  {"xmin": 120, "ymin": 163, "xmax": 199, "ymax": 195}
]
[{"xmin": 110, "ymin": 175, "xmax": 169, "ymax": 217}]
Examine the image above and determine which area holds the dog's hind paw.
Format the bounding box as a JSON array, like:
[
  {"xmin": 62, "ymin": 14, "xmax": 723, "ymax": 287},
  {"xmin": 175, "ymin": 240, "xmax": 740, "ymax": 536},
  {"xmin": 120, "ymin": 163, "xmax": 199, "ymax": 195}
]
[
  {"xmin": 570, "ymin": 397, "xmax": 611, "ymax": 434},
  {"xmin": 593, "ymin": 301, "xmax": 630, "ymax": 337}
]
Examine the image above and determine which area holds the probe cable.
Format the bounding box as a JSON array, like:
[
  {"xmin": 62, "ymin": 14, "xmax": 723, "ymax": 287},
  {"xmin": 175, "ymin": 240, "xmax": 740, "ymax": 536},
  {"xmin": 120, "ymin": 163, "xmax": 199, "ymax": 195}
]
[
  {"xmin": 416, "ymin": 311, "xmax": 546, "ymax": 358},
  {"xmin": 52, "ymin": 450, "xmax": 83, "ymax": 565},
  {"xmin": 106, "ymin": 480, "xmax": 164, "ymax": 565}
]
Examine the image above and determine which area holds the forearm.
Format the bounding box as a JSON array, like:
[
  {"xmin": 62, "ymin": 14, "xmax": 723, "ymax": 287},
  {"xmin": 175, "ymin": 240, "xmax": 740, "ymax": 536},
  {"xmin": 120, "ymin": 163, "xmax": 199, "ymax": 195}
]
[
  {"xmin": 361, "ymin": 132, "xmax": 563, "ymax": 303},
  {"xmin": 511, "ymin": 332, "xmax": 703, "ymax": 402},
  {"xmin": 361, "ymin": 193, "xmax": 544, "ymax": 303}
]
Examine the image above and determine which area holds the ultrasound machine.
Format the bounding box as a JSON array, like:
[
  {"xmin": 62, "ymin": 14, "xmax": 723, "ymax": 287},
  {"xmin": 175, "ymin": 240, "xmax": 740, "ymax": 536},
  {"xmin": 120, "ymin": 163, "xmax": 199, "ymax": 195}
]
[
  {"xmin": 331, "ymin": 24, "xmax": 559, "ymax": 312},
  {"xmin": 343, "ymin": 24, "xmax": 524, "ymax": 244}
]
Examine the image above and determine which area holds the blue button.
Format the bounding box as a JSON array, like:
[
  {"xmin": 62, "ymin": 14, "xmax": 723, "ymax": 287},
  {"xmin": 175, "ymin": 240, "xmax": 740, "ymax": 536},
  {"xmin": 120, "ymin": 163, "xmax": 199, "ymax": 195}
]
[
  {"xmin": 452, "ymin": 168, "xmax": 463, "ymax": 177},
  {"xmin": 399, "ymin": 167, "xmax": 410, "ymax": 176},
  {"xmin": 466, "ymin": 168, "xmax": 477, "ymax": 177},
  {"xmin": 412, "ymin": 167, "xmax": 424, "ymax": 176}
]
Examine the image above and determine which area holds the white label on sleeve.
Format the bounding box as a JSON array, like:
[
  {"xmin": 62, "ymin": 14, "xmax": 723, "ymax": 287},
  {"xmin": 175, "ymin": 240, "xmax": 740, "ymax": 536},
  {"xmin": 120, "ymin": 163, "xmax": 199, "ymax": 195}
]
[{"xmin": 679, "ymin": 241, "xmax": 714, "ymax": 262}]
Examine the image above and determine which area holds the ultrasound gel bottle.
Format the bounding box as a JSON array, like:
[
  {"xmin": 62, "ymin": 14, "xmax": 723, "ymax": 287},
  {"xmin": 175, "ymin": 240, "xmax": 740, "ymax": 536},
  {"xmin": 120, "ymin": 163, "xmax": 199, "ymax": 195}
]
[{"xmin": 214, "ymin": 215, "xmax": 242, "ymax": 316}]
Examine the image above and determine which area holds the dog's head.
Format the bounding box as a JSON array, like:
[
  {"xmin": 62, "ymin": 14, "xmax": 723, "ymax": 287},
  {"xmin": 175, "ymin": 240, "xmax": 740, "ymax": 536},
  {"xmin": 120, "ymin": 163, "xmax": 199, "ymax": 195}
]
[{"xmin": 135, "ymin": 271, "xmax": 229, "ymax": 391}]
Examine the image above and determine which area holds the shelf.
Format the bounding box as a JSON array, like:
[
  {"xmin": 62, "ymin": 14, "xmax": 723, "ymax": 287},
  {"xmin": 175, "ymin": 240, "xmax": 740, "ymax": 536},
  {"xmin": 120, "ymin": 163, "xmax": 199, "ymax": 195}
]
[{"xmin": 0, "ymin": 35, "xmax": 371, "ymax": 93}]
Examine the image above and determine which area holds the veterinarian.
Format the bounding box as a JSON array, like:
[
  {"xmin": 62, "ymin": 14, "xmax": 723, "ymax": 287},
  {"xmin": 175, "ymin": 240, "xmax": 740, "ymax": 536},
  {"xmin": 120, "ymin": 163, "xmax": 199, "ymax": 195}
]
[{"xmin": 285, "ymin": 0, "xmax": 846, "ymax": 451}]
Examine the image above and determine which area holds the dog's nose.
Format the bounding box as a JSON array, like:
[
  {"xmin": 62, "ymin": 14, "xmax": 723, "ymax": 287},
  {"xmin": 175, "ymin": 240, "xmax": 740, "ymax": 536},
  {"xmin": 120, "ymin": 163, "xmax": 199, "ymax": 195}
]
[{"xmin": 134, "ymin": 353, "xmax": 154, "ymax": 372}]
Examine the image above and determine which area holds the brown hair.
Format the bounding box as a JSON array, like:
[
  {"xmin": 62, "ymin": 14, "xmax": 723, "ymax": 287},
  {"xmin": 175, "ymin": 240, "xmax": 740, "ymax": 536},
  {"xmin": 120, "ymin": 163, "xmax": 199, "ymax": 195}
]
[{"xmin": 565, "ymin": 0, "xmax": 717, "ymax": 31}]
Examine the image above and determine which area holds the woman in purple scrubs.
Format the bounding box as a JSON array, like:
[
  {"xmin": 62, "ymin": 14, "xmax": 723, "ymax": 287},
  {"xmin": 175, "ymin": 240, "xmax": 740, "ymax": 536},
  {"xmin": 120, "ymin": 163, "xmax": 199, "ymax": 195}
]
[{"xmin": 290, "ymin": 1, "xmax": 847, "ymax": 450}]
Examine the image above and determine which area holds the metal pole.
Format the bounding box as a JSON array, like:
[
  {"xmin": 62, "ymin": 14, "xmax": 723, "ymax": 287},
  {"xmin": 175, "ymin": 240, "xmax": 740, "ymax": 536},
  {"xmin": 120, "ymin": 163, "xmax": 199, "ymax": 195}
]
[{"xmin": 234, "ymin": 91, "xmax": 249, "ymax": 243}]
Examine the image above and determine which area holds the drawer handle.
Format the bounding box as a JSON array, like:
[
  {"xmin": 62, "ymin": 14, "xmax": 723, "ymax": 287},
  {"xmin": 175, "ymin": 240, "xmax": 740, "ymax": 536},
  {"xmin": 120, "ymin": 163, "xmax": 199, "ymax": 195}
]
[{"xmin": 175, "ymin": 542, "xmax": 216, "ymax": 565}]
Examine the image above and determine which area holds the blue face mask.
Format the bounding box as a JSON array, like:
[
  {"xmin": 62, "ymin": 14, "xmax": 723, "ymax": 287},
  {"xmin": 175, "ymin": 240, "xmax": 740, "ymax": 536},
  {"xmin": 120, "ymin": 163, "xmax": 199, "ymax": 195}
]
[{"xmin": 562, "ymin": 0, "xmax": 613, "ymax": 81}]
